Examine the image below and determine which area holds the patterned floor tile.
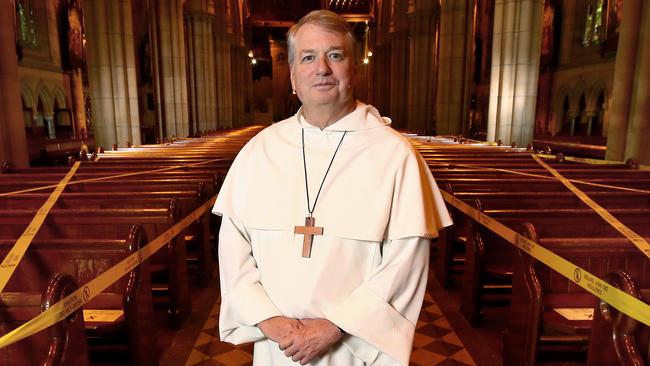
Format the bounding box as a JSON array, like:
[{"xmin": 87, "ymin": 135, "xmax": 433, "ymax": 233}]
[
  {"xmin": 410, "ymin": 348, "xmax": 447, "ymax": 365},
  {"xmin": 184, "ymin": 288, "xmax": 476, "ymax": 366},
  {"xmin": 213, "ymin": 349, "xmax": 253, "ymax": 365}
]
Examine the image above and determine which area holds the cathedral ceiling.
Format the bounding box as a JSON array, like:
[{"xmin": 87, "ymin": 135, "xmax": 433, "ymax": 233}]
[{"xmin": 248, "ymin": 0, "xmax": 374, "ymax": 80}]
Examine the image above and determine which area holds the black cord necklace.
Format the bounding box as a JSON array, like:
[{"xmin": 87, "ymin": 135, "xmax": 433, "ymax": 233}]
[
  {"xmin": 302, "ymin": 128, "xmax": 347, "ymax": 216},
  {"xmin": 294, "ymin": 128, "xmax": 347, "ymax": 258}
]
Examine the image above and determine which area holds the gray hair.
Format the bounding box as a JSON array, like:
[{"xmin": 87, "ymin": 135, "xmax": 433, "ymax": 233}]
[{"xmin": 287, "ymin": 10, "xmax": 356, "ymax": 66}]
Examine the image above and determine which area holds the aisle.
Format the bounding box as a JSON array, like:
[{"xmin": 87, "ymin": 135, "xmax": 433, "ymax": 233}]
[{"xmin": 180, "ymin": 291, "xmax": 476, "ymax": 366}]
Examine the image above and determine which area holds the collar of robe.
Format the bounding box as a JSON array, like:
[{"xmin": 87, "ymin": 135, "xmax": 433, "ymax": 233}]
[
  {"xmin": 296, "ymin": 100, "xmax": 392, "ymax": 132},
  {"xmin": 212, "ymin": 100, "xmax": 452, "ymax": 242}
]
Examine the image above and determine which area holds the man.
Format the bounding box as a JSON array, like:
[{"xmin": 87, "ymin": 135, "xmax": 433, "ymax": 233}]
[{"xmin": 213, "ymin": 10, "xmax": 452, "ymax": 366}]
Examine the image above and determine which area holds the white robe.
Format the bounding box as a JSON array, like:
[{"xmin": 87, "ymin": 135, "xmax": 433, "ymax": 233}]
[{"xmin": 213, "ymin": 101, "xmax": 452, "ymax": 365}]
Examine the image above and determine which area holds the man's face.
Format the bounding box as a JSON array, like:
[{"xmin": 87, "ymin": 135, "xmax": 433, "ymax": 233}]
[{"xmin": 290, "ymin": 23, "xmax": 357, "ymax": 110}]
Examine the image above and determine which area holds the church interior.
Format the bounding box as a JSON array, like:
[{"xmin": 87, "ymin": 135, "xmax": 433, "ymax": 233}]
[{"xmin": 1, "ymin": 0, "xmax": 649, "ymax": 365}]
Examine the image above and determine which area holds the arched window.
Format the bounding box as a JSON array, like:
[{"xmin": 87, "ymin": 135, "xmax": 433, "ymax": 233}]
[
  {"xmin": 15, "ymin": 0, "xmax": 39, "ymax": 48},
  {"xmin": 582, "ymin": 0, "xmax": 605, "ymax": 46}
]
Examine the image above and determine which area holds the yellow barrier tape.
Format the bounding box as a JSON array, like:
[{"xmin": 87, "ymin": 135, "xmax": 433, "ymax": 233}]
[
  {"xmin": 532, "ymin": 154, "xmax": 650, "ymax": 259},
  {"xmin": 0, "ymin": 195, "xmax": 217, "ymax": 349},
  {"xmin": 440, "ymin": 190, "xmax": 650, "ymax": 326},
  {"xmin": 537, "ymin": 153, "xmax": 650, "ymax": 170},
  {"xmin": 0, "ymin": 156, "xmax": 235, "ymax": 198},
  {"xmin": 437, "ymin": 161, "xmax": 650, "ymax": 194},
  {"xmin": 0, "ymin": 162, "xmax": 81, "ymax": 293}
]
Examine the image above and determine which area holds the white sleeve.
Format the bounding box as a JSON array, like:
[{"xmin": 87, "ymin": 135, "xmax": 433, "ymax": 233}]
[
  {"xmin": 217, "ymin": 215, "xmax": 283, "ymax": 344},
  {"xmin": 324, "ymin": 236, "xmax": 430, "ymax": 366}
]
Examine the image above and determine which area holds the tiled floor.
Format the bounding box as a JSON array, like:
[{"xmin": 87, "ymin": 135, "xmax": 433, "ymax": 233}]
[{"xmin": 183, "ymin": 292, "xmax": 476, "ymax": 366}]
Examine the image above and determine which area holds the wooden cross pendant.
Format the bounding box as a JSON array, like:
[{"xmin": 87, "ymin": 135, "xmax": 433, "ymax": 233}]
[{"xmin": 294, "ymin": 216, "xmax": 324, "ymax": 258}]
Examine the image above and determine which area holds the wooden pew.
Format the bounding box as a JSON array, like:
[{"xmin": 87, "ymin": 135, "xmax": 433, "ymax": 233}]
[
  {"xmin": 435, "ymin": 188, "xmax": 650, "ymax": 288},
  {"xmin": 451, "ymin": 191, "xmax": 650, "ymax": 209},
  {"xmin": 460, "ymin": 207, "xmax": 650, "ymax": 324},
  {"xmin": 0, "ymin": 205, "xmax": 190, "ymax": 329},
  {"xmin": 0, "ymin": 178, "xmax": 209, "ymax": 197},
  {"xmin": 0, "ymin": 273, "xmax": 90, "ymax": 366},
  {"xmin": 437, "ymin": 177, "xmax": 650, "ymax": 192},
  {"xmin": 0, "ymin": 225, "xmax": 157, "ymax": 365},
  {"xmin": 586, "ymin": 271, "xmax": 650, "ymax": 366},
  {"xmin": 0, "ymin": 179, "xmax": 212, "ymax": 288},
  {"xmin": 432, "ymin": 167, "xmax": 650, "ymax": 179},
  {"xmin": 0, "ymin": 192, "xmax": 214, "ymax": 288},
  {"xmin": 503, "ymin": 224, "xmax": 650, "ymax": 366},
  {"xmin": 0, "ymin": 170, "xmax": 219, "ymax": 197}
]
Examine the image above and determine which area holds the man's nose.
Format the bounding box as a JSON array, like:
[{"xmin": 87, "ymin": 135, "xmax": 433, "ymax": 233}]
[{"xmin": 315, "ymin": 56, "xmax": 332, "ymax": 76}]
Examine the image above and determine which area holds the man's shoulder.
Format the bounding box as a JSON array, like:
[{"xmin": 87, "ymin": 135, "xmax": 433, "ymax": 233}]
[
  {"xmin": 245, "ymin": 117, "xmax": 297, "ymax": 147},
  {"xmin": 258, "ymin": 116, "xmax": 296, "ymax": 137},
  {"xmin": 366, "ymin": 124, "xmax": 418, "ymax": 159}
]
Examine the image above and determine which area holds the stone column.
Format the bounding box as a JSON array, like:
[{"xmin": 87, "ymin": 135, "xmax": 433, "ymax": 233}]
[
  {"xmin": 406, "ymin": 0, "xmax": 439, "ymax": 135},
  {"xmin": 558, "ymin": 0, "xmax": 576, "ymax": 65},
  {"xmin": 487, "ymin": 0, "xmax": 543, "ymax": 146},
  {"xmin": 70, "ymin": 68, "xmax": 87, "ymax": 138},
  {"xmin": 44, "ymin": 115, "xmax": 56, "ymax": 139},
  {"xmin": 605, "ymin": 0, "xmax": 642, "ymax": 161},
  {"xmin": 371, "ymin": 43, "xmax": 389, "ymax": 113},
  {"xmin": 389, "ymin": 31, "xmax": 409, "ymax": 129},
  {"xmin": 231, "ymin": 43, "xmax": 247, "ymax": 127},
  {"xmin": 185, "ymin": 1, "xmax": 216, "ymax": 135},
  {"xmin": 0, "ymin": 0, "xmax": 29, "ymax": 167},
  {"xmin": 229, "ymin": 43, "xmax": 240, "ymax": 127},
  {"xmin": 214, "ymin": 0, "xmax": 233, "ymax": 129},
  {"xmin": 85, "ymin": 0, "xmax": 141, "ymax": 148},
  {"xmin": 436, "ymin": 0, "xmax": 474, "ymax": 135},
  {"xmin": 585, "ymin": 110, "xmax": 597, "ymax": 136},
  {"xmin": 243, "ymin": 42, "xmax": 254, "ymax": 125},
  {"xmin": 150, "ymin": 0, "xmax": 189, "ymax": 138},
  {"xmin": 270, "ymin": 39, "xmax": 290, "ymax": 121},
  {"xmin": 623, "ymin": 1, "xmax": 650, "ymax": 164}
]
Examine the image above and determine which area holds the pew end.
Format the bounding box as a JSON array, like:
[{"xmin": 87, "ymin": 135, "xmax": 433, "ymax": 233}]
[
  {"xmin": 0, "ymin": 273, "xmax": 90, "ymax": 366},
  {"xmin": 587, "ymin": 271, "xmax": 650, "ymax": 366}
]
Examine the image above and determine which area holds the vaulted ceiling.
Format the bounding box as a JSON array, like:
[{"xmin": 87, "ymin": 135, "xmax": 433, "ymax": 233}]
[
  {"xmin": 248, "ymin": 0, "xmax": 374, "ymax": 27},
  {"xmin": 247, "ymin": 0, "xmax": 374, "ymax": 80}
]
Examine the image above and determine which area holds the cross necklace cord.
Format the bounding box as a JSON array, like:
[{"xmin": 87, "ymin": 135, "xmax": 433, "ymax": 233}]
[{"xmin": 294, "ymin": 128, "xmax": 347, "ymax": 258}]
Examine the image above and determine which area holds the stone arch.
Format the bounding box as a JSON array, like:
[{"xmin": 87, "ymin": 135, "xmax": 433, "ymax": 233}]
[
  {"xmin": 553, "ymin": 84, "xmax": 572, "ymax": 112},
  {"xmin": 586, "ymin": 79, "xmax": 608, "ymax": 137},
  {"xmin": 570, "ymin": 80, "xmax": 588, "ymax": 112},
  {"xmin": 51, "ymin": 86, "xmax": 68, "ymax": 110},
  {"xmin": 20, "ymin": 83, "xmax": 36, "ymax": 112},
  {"xmin": 586, "ymin": 79, "xmax": 608, "ymax": 111},
  {"xmin": 35, "ymin": 83, "xmax": 54, "ymax": 116}
]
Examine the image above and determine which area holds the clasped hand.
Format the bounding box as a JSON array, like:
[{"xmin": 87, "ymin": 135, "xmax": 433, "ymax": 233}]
[{"xmin": 257, "ymin": 316, "xmax": 343, "ymax": 365}]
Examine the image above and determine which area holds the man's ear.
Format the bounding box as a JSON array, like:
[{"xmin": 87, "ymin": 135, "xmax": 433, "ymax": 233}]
[{"xmin": 290, "ymin": 68, "xmax": 296, "ymax": 91}]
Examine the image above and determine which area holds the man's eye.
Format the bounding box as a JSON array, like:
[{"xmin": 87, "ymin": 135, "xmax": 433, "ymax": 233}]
[
  {"xmin": 328, "ymin": 53, "xmax": 343, "ymax": 60},
  {"xmin": 301, "ymin": 55, "xmax": 315, "ymax": 62}
]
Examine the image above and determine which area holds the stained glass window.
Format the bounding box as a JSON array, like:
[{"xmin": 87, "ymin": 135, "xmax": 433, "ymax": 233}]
[
  {"xmin": 583, "ymin": 0, "xmax": 605, "ymax": 46},
  {"xmin": 16, "ymin": 0, "xmax": 39, "ymax": 48}
]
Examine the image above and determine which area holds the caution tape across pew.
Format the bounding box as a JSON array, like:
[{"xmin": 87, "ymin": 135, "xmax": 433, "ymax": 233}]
[
  {"xmin": 438, "ymin": 160, "xmax": 650, "ymax": 195},
  {"xmin": 0, "ymin": 156, "xmax": 236, "ymax": 198},
  {"xmin": 531, "ymin": 154, "xmax": 650, "ymax": 258},
  {"xmin": 440, "ymin": 190, "xmax": 650, "ymax": 326},
  {"xmin": 0, "ymin": 162, "xmax": 81, "ymax": 293},
  {"xmin": 0, "ymin": 195, "xmax": 217, "ymax": 349}
]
